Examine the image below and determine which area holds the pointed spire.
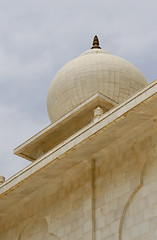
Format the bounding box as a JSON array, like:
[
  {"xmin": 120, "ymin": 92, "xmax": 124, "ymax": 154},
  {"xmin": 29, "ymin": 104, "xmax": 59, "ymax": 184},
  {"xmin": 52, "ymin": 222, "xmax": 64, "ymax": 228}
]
[{"xmin": 91, "ymin": 35, "xmax": 101, "ymax": 49}]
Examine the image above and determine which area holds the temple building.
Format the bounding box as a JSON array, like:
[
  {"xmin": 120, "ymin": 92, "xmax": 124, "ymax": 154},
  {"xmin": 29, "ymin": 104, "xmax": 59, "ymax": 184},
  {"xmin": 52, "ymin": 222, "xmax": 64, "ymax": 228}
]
[{"xmin": 0, "ymin": 36, "xmax": 157, "ymax": 240}]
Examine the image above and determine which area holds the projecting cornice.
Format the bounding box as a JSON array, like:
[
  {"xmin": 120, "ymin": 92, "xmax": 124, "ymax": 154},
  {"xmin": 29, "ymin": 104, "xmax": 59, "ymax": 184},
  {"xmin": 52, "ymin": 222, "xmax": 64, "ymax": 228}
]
[{"xmin": 0, "ymin": 79, "xmax": 157, "ymax": 212}]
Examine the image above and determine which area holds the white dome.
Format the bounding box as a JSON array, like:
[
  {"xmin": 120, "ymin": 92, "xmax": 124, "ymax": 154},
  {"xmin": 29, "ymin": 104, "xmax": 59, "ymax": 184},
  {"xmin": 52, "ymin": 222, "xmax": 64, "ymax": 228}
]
[{"xmin": 47, "ymin": 38, "xmax": 147, "ymax": 123}]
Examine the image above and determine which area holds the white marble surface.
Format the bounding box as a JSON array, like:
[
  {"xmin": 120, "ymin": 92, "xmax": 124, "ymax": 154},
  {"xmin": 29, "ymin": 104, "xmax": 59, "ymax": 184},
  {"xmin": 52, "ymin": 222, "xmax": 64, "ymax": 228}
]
[{"xmin": 47, "ymin": 48, "xmax": 147, "ymax": 122}]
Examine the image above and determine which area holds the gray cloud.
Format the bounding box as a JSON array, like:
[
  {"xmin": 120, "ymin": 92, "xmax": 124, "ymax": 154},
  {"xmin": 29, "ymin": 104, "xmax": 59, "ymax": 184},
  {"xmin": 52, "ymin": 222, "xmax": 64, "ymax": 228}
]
[{"xmin": 0, "ymin": 0, "xmax": 157, "ymax": 179}]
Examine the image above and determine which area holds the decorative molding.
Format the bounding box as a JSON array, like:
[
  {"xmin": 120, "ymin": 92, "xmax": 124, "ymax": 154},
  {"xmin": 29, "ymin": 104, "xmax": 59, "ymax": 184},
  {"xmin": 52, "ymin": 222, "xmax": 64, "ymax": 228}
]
[
  {"xmin": 118, "ymin": 159, "xmax": 147, "ymax": 240},
  {"xmin": 45, "ymin": 216, "xmax": 60, "ymax": 240},
  {"xmin": 17, "ymin": 215, "xmax": 60, "ymax": 240},
  {"xmin": 49, "ymin": 233, "xmax": 61, "ymax": 240}
]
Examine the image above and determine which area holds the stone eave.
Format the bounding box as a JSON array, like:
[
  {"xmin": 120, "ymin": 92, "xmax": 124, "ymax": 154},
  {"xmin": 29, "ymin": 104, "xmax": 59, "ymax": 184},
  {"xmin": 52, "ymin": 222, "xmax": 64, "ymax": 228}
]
[
  {"xmin": 0, "ymin": 79, "xmax": 157, "ymax": 208},
  {"xmin": 14, "ymin": 92, "xmax": 118, "ymax": 161}
]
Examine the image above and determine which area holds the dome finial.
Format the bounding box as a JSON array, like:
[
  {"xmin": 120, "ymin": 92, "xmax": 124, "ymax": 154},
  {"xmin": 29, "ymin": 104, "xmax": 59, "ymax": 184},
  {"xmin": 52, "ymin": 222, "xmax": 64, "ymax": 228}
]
[{"xmin": 91, "ymin": 35, "xmax": 101, "ymax": 49}]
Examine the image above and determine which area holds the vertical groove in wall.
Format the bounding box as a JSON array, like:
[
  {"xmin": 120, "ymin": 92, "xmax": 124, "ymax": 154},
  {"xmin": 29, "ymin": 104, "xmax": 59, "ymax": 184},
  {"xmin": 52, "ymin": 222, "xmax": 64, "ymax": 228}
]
[{"xmin": 91, "ymin": 159, "xmax": 96, "ymax": 240}]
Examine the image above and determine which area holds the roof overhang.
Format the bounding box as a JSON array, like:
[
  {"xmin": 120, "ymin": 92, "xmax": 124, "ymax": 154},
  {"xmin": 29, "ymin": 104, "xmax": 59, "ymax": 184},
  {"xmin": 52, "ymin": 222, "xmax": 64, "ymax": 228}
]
[
  {"xmin": 0, "ymin": 79, "xmax": 157, "ymax": 216},
  {"xmin": 14, "ymin": 92, "xmax": 118, "ymax": 161}
]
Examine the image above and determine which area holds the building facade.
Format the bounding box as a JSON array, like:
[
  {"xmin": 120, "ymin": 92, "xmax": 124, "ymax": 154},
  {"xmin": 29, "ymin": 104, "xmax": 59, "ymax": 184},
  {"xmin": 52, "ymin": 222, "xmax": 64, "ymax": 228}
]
[{"xmin": 0, "ymin": 36, "xmax": 157, "ymax": 240}]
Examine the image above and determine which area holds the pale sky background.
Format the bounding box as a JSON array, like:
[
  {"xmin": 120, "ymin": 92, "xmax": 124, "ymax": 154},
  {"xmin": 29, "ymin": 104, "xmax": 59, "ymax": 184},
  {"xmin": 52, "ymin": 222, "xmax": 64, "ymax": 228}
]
[{"xmin": 0, "ymin": 0, "xmax": 157, "ymax": 179}]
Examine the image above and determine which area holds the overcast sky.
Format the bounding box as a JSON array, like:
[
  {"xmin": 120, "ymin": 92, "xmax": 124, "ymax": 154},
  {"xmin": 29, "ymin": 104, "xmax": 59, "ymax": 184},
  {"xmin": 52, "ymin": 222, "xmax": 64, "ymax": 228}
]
[{"xmin": 0, "ymin": 0, "xmax": 157, "ymax": 179}]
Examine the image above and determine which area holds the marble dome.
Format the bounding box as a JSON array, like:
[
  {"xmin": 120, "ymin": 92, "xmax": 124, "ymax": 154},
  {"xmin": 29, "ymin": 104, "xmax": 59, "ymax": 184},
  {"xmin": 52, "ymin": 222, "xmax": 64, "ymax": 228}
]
[{"xmin": 47, "ymin": 36, "xmax": 147, "ymax": 123}]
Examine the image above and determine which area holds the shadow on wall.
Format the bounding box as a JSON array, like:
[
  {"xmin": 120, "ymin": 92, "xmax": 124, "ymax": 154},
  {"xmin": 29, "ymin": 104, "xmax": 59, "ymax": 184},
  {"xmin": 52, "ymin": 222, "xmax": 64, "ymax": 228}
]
[{"xmin": 17, "ymin": 216, "xmax": 60, "ymax": 240}]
